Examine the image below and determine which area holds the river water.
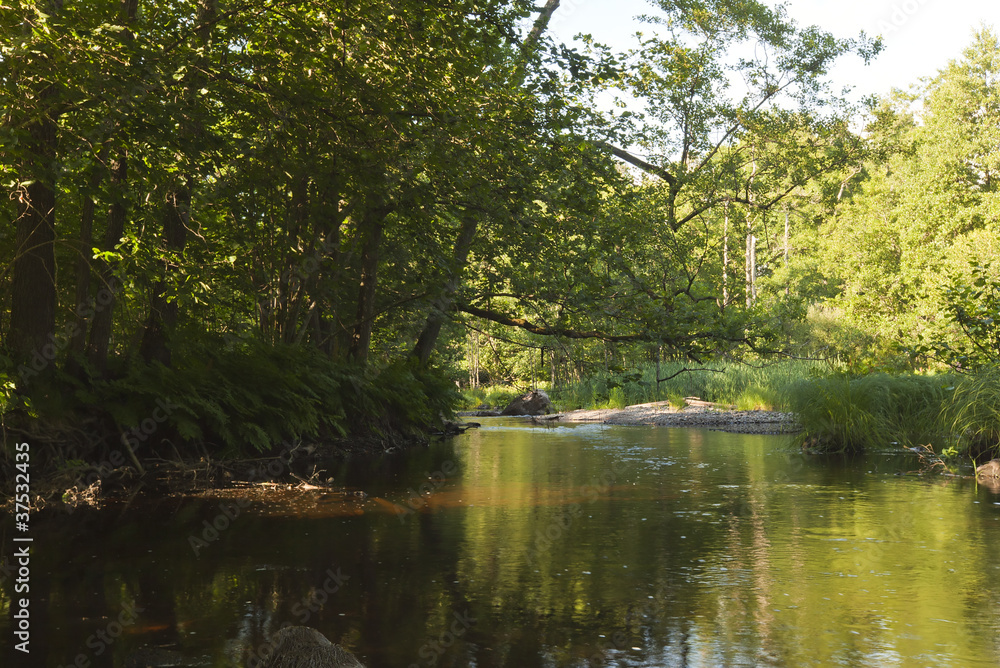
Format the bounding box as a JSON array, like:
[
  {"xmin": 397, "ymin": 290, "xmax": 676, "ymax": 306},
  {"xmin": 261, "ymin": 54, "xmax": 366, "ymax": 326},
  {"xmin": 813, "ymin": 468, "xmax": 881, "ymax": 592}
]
[{"xmin": 4, "ymin": 419, "xmax": 1000, "ymax": 667}]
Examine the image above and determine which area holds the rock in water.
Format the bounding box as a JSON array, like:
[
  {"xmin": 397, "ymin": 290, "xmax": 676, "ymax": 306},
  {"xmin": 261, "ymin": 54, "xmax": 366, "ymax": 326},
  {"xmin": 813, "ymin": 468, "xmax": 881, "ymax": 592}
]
[
  {"xmin": 976, "ymin": 459, "xmax": 1000, "ymax": 479},
  {"xmin": 259, "ymin": 626, "xmax": 365, "ymax": 668},
  {"xmin": 501, "ymin": 389, "xmax": 552, "ymax": 416}
]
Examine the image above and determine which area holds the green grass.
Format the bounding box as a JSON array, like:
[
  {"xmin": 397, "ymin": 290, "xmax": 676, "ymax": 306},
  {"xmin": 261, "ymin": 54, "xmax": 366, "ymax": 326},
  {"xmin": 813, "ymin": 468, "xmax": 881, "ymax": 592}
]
[
  {"xmin": 789, "ymin": 372, "xmax": 958, "ymax": 453},
  {"xmin": 459, "ymin": 384, "xmax": 527, "ymax": 410},
  {"xmin": 540, "ymin": 359, "xmax": 825, "ymax": 412},
  {"xmin": 464, "ymin": 361, "xmax": 1000, "ymax": 459},
  {"xmin": 943, "ymin": 368, "xmax": 1000, "ymax": 457}
]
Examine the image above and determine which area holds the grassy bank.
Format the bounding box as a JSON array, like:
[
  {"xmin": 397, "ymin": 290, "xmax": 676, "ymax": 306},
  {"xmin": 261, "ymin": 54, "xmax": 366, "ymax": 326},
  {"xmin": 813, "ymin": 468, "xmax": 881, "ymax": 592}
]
[
  {"xmin": 463, "ymin": 361, "xmax": 1000, "ymax": 461},
  {"xmin": 462, "ymin": 359, "xmax": 826, "ymax": 412},
  {"xmin": 789, "ymin": 370, "xmax": 1000, "ymax": 458}
]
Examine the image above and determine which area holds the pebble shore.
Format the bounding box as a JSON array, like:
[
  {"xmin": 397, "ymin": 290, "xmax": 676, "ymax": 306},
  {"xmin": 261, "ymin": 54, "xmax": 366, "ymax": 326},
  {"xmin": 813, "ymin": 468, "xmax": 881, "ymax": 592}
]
[{"xmin": 535, "ymin": 402, "xmax": 801, "ymax": 435}]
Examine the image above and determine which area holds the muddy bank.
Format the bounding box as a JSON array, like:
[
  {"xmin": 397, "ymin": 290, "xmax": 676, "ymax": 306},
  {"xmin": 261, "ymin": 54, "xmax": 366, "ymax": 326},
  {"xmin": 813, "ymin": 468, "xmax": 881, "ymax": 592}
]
[
  {"xmin": 533, "ymin": 401, "xmax": 801, "ymax": 435},
  {"xmin": 0, "ymin": 428, "xmax": 442, "ymax": 514}
]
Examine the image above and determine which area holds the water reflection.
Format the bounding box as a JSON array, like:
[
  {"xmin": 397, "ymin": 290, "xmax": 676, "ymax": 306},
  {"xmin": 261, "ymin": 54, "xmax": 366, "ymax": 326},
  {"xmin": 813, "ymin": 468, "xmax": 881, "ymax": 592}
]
[{"xmin": 3, "ymin": 419, "xmax": 1000, "ymax": 667}]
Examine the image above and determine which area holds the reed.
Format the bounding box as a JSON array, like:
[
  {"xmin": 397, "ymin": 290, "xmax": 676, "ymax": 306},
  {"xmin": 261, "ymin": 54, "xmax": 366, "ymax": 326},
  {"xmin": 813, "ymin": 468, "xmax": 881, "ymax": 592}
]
[
  {"xmin": 789, "ymin": 373, "xmax": 957, "ymax": 453},
  {"xmin": 548, "ymin": 359, "xmax": 823, "ymax": 411},
  {"xmin": 943, "ymin": 368, "xmax": 1000, "ymax": 457}
]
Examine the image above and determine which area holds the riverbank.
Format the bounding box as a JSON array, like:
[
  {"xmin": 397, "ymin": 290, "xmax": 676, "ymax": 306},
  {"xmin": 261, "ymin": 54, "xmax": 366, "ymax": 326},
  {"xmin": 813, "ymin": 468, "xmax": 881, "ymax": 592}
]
[
  {"xmin": 550, "ymin": 402, "xmax": 800, "ymax": 434},
  {"xmin": 0, "ymin": 427, "xmax": 438, "ymax": 514},
  {"xmin": 462, "ymin": 401, "xmax": 801, "ymax": 435}
]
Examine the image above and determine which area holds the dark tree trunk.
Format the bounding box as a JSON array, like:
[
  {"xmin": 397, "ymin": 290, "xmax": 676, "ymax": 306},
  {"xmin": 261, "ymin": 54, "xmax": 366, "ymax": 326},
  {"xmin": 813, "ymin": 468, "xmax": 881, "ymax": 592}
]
[
  {"xmin": 68, "ymin": 155, "xmax": 106, "ymax": 359},
  {"xmin": 412, "ymin": 214, "xmax": 479, "ymax": 365},
  {"xmin": 9, "ymin": 96, "xmax": 58, "ymax": 362},
  {"xmin": 86, "ymin": 153, "xmax": 129, "ymax": 373},
  {"xmin": 81, "ymin": 0, "xmax": 138, "ymax": 373},
  {"xmin": 139, "ymin": 186, "xmax": 190, "ymax": 366},
  {"xmin": 139, "ymin": 0, "xmax": 210, "ymax": 364},
  {"xmin": 349, "ymin": 206, "xmax": 389, "ymax": 363},
  {"xmin": 281, "ymin": 172, "xmax": 310, "ymax": 344}
]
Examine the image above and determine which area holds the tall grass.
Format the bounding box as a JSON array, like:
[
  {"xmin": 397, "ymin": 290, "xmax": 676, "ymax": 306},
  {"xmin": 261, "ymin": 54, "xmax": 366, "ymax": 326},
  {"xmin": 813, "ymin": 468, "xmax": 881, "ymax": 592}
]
[
  {"xmin": 788, "ymin": 373, "xmax": 956, "ymax": 453},
  {"xmin": 465, "ymin": 360, "xmax": 1000, "ymax": 459},
  {"xmin": 460, "ymin": 360, "xmax": 821, "ymax": 412},
  {"xmin": 548, "ymin": 359, "xmax": 824, "ymax": 412},
  {"xmin": 944, "ymin": 368, "xmax": 1000, "ymax": 456}
]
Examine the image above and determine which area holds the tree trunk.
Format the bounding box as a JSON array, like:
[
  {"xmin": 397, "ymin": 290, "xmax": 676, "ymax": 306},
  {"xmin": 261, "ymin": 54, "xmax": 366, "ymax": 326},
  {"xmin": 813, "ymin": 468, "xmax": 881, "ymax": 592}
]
[
  {"xmin": 69, "ymin": 155, "xmax": 107, "ymax": 359},
  {"xmin": 745, "ymin": 230, "xmax": 757, "ymax": 307},
  {"xmin": 86, "ymin": 154, "xmax": 129, "ymax": 373},
  {"xmin": 524, "ymin": 0, "xmax": 561, "ymax": 53},
  {"xmin": 784, "ymin": 205, "xmax": 790, "ymax": 296},
  {"xmin": 139, "ymin": 0, "xmax": 212, "ymax": 364},
  {"xmin": 139, "ymin": 186, "xmax": 190, "ymax": 366},
  {"xmin": 82, "ymin": 0, "xmax": 139, "ymax": 373},
  {"xmin": 349, "ymin": 205, "xmax": 389, "ymax": 363},
  {"xmin": 9, "ymin": 92, "xmax": 58, "ymax": 361},
  {"xmin": 410, "ymin": 3, "xmax": 560, "ymax": 366},
  {"xmin": 412, "ymin": 214, "xmax": 479, "ymax": 364},
  {"xmin": 721, "ymin": 200, "xmax": 729, "ymax": 310}
]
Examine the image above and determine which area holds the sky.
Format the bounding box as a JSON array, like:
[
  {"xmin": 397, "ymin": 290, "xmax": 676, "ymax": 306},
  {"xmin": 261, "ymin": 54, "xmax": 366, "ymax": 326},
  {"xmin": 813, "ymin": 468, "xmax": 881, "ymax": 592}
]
[{"xmin": 546, "ymin": 0, "xmax": 997, "ymax": 102}]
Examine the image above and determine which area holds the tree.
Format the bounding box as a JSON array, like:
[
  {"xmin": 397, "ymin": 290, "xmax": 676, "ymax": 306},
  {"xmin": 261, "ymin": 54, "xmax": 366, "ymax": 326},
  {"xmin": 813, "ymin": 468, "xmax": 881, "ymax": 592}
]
[
  {"xmin": 821, "ymin": 27, "xmax": 1000, "ymax": 364},
  {"xmin": 449, "ymin": 0, "xmax": 879, "ymax": 377}
]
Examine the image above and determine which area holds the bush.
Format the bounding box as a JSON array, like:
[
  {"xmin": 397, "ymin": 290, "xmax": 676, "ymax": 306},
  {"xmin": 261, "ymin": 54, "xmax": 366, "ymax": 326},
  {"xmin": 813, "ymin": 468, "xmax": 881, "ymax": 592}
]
[{"xmin": 7, "ymin": 339, "xmax": 459, "ymax": 459}]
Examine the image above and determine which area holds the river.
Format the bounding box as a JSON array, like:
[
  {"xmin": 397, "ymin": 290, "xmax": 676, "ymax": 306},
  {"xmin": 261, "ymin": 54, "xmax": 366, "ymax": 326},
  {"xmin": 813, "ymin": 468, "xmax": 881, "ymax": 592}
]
[{"xmin": 3, "ymin": 419, "xmax": 1000, "ymax": 667}]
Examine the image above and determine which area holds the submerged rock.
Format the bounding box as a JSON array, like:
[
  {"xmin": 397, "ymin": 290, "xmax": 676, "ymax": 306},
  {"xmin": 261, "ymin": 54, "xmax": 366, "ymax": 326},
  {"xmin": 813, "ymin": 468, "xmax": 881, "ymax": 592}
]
[
  {"xmin": 976, "ymin": 459, "xmax": 1000, "ymax": 479},
  {"xmin": 259, "ymin": 626, "xmax": 365, "ymax": 668},
  {"xmin": 501, "ymin": 389, "xmax": 552, "ymax": 416}
]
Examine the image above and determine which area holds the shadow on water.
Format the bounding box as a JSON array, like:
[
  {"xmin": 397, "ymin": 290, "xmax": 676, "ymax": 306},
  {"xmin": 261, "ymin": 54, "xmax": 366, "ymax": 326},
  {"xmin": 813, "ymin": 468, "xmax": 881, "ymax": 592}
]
[{"xmin": 4, "ymin": 418, "xmax": 1000, "ymax": 667}]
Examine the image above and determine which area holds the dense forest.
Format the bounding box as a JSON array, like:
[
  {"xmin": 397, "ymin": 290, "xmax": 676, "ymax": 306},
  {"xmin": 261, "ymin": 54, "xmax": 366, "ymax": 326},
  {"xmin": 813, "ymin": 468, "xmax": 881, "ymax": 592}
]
[{"xmin": 1, "ymin": 0, "xmax": 998, "ymax": 475}]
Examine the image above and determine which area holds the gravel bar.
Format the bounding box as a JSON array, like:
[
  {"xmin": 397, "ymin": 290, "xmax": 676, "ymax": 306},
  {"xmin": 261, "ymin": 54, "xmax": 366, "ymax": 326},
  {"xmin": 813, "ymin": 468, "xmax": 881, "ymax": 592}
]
[{"xmin": 538, "ymin": 402, "xmax": 801, "ymax": 435}]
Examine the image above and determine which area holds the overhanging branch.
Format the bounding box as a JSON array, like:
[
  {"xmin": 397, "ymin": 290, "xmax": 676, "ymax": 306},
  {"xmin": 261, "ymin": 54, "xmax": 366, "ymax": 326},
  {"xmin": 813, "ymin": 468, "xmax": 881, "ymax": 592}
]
[
  {"xmin": 594, "ymin": 141, "xmax": 676, "ymax": 185},
  {"xmin": 459, "ymin": 304, "xmax": 653, "ymax": 342}
]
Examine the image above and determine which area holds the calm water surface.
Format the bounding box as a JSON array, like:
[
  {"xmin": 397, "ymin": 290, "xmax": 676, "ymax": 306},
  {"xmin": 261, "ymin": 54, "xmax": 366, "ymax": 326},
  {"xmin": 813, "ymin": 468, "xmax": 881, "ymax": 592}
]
[{"xmin": 4, "ymin": 419, "xmax": 1000, "ymax": 667}]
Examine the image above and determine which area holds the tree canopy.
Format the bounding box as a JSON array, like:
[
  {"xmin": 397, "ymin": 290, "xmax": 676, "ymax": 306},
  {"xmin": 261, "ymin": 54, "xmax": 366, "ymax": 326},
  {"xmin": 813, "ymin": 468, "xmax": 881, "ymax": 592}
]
[{"xmin": 20, "ymin": 0, "xmax": 994, "ymax": 456}]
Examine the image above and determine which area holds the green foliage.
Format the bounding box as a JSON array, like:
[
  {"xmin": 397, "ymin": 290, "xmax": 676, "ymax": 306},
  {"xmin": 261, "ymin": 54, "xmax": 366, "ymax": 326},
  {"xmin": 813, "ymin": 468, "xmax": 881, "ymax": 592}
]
[
  {"xmin": 11, "ymin": 341, "xmax": 458, "ymax": 457},
  {"xmin": 912, "ymin": 263, "xmax": 1000, "ymax": 370},
  {"xmin": 789, "ymin": 373, "xmax": 957, "ymax": 453},
  {"xmin": 548, "ymin": 359, "xmax": 820, "ymax": 411},
  {"xmin": 734, "ymin": 386, "xmax": 781, "ymax": 411},
  {"xmin": 943, "ymin": 368, "xmax": 1000, "ymax": 456},
  {"xmin": 459, "ymin": 386, "xmax": 523, "ymax": 410},
  {"xmin": 818, "ymin": 28, "xmax": 1000, "ymax": 362},
  {"xmin": 93, "ymin": 341, "xmax": 357, "ymax": 454},
  {"xmin": 3, "ymin": 0, "xmax": 993, "ymax": 467},
  {"xmin": 606, "ymin": 386, "xmax": 628, "ymax": 410}
]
